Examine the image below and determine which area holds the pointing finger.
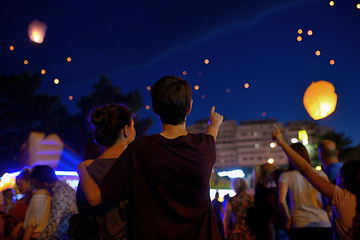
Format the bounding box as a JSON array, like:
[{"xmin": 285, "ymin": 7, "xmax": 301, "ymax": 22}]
[{"xmin": 211, "ymin": 106, "xmax": 215, "ymax": 115}]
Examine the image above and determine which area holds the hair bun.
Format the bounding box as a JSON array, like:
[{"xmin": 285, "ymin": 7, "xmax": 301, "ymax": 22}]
[{"xmin": 91, "ymin": 108, "xmax": 107, "ymax": 127}]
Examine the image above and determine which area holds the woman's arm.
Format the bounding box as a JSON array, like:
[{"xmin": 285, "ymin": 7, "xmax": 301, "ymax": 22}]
[
  {"xmin": 22, "ymin": 225, "xmax": 35, "ymax": 240},
  {"xmin": 77, "ymin": 160, "xmax": 102, "ymax": 206},
  {"xmin": 272, "ymin": 124, "xmax": 335, "ymax": 200},
  {"xmin": 278, "ymin": 180, "xmax": 291, "ymax": 229}
]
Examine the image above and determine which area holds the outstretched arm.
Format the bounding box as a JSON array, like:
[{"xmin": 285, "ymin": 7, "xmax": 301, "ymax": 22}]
[
  {"xmin": 206, "ymin": 106, "xmax": 224, "ymax": 140},
  {"xmin": 272, "ymin": 124, "xmax": 335, "ymax": 200},
  {"xmin": 77, "ymin": 160, "xmax": 102, "ymax": 206}
]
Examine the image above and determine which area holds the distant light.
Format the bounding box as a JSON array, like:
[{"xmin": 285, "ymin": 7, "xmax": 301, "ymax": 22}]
[
  {"xmin": 182, "ymin": 70, "xmax": 187, "ymax": 76},
  {"xmin": 268, "ymin": 158, "xmax": 275, "ymax": 164},
  {"xmin": 9, "ymin": 46, "xmax": 14, "ymax": 51},
  {"xmin": 226, "ymin": 88, "xmax": 231, "ymax": 93},
  {"xmin": 146, "ymin": 86, "xmax": 151, "ymax": 91},
  {"xmin": 204, "ymin": 59, "xmax": 209, "ymax": 64},
  {"xmin": 315, "ymin": 50, "xmax": 321, "ymax": 56},
  {"xmin": 254, "ymin": 143, "xmax": 260, "ymax": 148},
  {"xmin": 357, "ymin": 3, "xmax": 360, "ymax": 9},
  {"xmin": 244, "ymin": 83, "xmax": 249, "ymax": 88},
  {"xmin": 330, "ymin": 59, "xmax": 335, "ymax": 65},
  {"xmin": 218, "ymin": 169, "xmax": 245, "ymax": 178},
  {"xmin": 307, "ymin": 30, "xmax": 313, "ymax": 36},
  {"xmin": 55, "ymin": 171, "xmax": 78, "ymax": 176},
  {"xmin": 41, "ymin": 69, "xmax": 46, "ymax": 75},
  {"xmin": 198, "ymin": 72, "xmax": 203, "ymax": 76},
  {"xmin": 315, "ymin": 166, "xmax": 322, "ymax": 171},
  {"xmin": 201, "ymin": 94, "xmax": 206, "ymax": 99},
  {"xmin": 298, "ymin": 29, "xmax": 303, "ymax": 34},
  {"xmin": 298, "ymin": 130, "xmax": 309, "ymax": 145},
  {"xmin": 194, "ymin": 85, "xmax": 199, "ymax": 90},
  {"xmin": 291, "ymin": 138, "xmax": 298, "ymax": 143},
  {"xmin": 262, "ymin": 112, "xmax": 266, "ymax": 117},
  {"xmin": 270, "ymin": 142, "xmax": 276, "ymax": 148},
  {"xmin": 24, "ymin": 60, "xmax": 29, "ymax": 65},
  {"xmin": 67, "ymin": 57, "xmax": 72, "ymax": 62},
  {"xmin": 69, "ymin": 96, "xmax": 73, "ymax": 101},
  {"xmin": 54, "ymin": 78, "xmax": 59, "ymax": 85},
  {"xmin": 329, "ymin": 1, "xmax": 334, "ymax": 6},
  {"xmin": 145, "ymin": 105, "xmax": 150, "ymax": 110},
  {"xmin": 297, "ymin": 36, "xmax": 302, "ymax": 42}
]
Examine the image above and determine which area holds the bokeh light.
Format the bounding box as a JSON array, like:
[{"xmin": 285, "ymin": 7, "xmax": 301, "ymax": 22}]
[
  {"xmin": 146, "ymin": 86, "xmax": 151, "ymax": 91},
  {"xmin": 204, "ymin": 59, "xmax": 209, "ymax": 64},
  {"xmin": 297, "ymin": 36, "xmax": 302, "ymax": 42},
  {"xmin": 298, "ymin": 29, "xmax": 303, "ymax": 34},
  {"xmin": 9, "ymin": 46, "xmax": 14, "ymax": 51},
  {"xmin": 201, "ymin": 94, "xmax": 206, "ymax": 99},
  {"xmin": 54, "ymin": 78, "xmax": 59, "ymax": 84},
  {"xmin": 194, "ymin": 85, "xmax": 199, "ymax": 90},
  {"xmin": 145, "ymin": 105, "xmax": 150, "ymax": 110},
  {"xmin": 330, "ymin": 59, "xmax": 335, "ymax": 65},
  {"xmin": 24, "ymin": 60, "xmax": 28, "ymax": 65},
  {"xmin": 198, "ymin": 72, "xmax": 203, "ymax": 76},
  {"xmin": 226, "ymin": 88, "xmax": 231, "ymax": 93},
  {"xmin": 315, "ymin": 50, "xmax": 321, "ymax": 56},
  {"xmin": 68, "ymin": 96, "xmax": 73, "ymax": 101},
  {"xmin": 67, "ymin": 57, "xmax": 72, "ymax": 62},
  {"xmin": 262, "ymin": 112, "xmax": 266, "ymax": 117},
  {"xmin": 307, "ymin": 30, "xmax": 313, "ymax": 36},
  {"xmin": 357, "ymin": 3, "xmax": 360, "ymax": 9},
  {"xmin": 270, "ymin": 142, "xmax": 276, "ymax": 148},
  {"xmin": 182, "ymin": 70, "xmax": 187, "ymax": 76},
  {"xmin": 41, "ymin": 69, "xmax": 46, "ymax": 74},
  {"xmin": 329, "ymin": 1, "xmax": 334, "ymax": 6},
  {"xmin": 268, "ymin": 158, "xmax": 275, "ymax": 164},
  {"xmin": 244, "ymin": 83, "xmax": 249, "ymax": 88}
]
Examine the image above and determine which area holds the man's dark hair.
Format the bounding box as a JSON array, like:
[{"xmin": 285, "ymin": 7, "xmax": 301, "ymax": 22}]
[
  {"xmin": 151, "ymin": 76, "xmax": 192, "ymax": 125},
  {"xmin": 30, "ymin": 165, "xmax": 58, "ymax": 184}
]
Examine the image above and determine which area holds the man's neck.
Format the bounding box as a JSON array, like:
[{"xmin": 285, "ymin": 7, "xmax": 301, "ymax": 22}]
[{"xmin": 160, "ymin": 122, "xmax": 188, "ymax": 139}]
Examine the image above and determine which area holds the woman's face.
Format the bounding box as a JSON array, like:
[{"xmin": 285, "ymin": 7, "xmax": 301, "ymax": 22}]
[{"xmin": 16, "ymin": 179, "xmax": 30, "ymax": 194}]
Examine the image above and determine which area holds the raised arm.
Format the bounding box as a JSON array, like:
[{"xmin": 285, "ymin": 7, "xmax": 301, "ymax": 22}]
[
  {"xmin": 272, "ymin": 124, "xmax": 335, "ymax": 200},
  {"xmin": 206, "ymin": 106, "xmax": 224, "ymax": 140},
  {"xmin": 77, "ymin": 160, "xmax": 102, "ymax": 206}
]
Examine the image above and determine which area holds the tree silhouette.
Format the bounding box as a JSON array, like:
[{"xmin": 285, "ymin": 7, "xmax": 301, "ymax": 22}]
[
  {"xmin": 0, "ymin": 73, "xmax": 153, "ymax": 174},
  {"xmin": 0, "ymin": 72, "xmax": 70, "ymax": 172}
]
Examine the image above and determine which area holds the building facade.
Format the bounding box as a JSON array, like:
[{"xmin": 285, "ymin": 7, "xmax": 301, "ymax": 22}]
[{"xmin": 187, "ymin": 119, "xmax": 333, "ymax": 170}]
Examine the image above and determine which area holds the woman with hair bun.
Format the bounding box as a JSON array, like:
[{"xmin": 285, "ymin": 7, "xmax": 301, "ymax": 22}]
[{"xmin": 73, "ymin": 104, "xmax": 135, "ymax": 240}]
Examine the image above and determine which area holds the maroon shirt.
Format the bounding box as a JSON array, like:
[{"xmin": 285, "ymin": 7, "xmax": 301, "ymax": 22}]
[{"xmin": 99, "ymin": 133, "xmax": 221, "ymax": 239}]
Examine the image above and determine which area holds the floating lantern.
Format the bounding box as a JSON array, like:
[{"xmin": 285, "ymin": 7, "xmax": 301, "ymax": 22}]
[
  {"xmin": 303, "ymin": 80, "xmax": 337, "ymax": 120},
  {"xmin": 28, "ymin": 20, "xmax": 47, "ymax": 44}
]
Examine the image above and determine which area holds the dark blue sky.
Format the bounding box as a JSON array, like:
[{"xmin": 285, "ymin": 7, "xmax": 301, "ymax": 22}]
[{"xmin": 1, "ymin": 0, "xmax": 360, "ymax": 146}]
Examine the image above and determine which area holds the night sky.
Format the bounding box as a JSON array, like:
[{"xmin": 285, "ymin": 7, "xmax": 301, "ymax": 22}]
[{"xmin": 1, "ymin": 0, "xmax": 360, "ymax": 146}]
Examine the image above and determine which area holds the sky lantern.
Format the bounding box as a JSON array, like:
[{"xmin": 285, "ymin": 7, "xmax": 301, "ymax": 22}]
[
  {"xmin": 303, "ymin": 80, "xmax": 337, "ymax": 120},
  {"xmin": 28, "ymin": 20, "xmax": 47, "ymax": 44}
]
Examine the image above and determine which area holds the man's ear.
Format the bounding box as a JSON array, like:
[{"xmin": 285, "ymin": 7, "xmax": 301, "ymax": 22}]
[
  {"xmin": 124, "ymin": 124, "xmax": 130, "ymax": 138},
  {"xmin": 187, "ymin": 99, "xmax": 193, "ymax": 115}
]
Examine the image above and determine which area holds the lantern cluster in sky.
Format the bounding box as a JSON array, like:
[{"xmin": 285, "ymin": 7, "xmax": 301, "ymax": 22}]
[
  {"xmin": 28, "ymin": 20, "xmax": 47, "ymax": 44},
  {"xmin": 303, "ymin": 80, "xmax": 337, "ymax": 120}
]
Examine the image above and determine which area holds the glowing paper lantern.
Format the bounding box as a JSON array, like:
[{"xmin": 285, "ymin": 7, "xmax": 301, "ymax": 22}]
[
  {"xmin": 28, "ymin": 20, "xmax": 47, "ymax": 44},
  {"xmin": 303, "ymin": 80, "xmax": 337, "ymax": 120}
]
